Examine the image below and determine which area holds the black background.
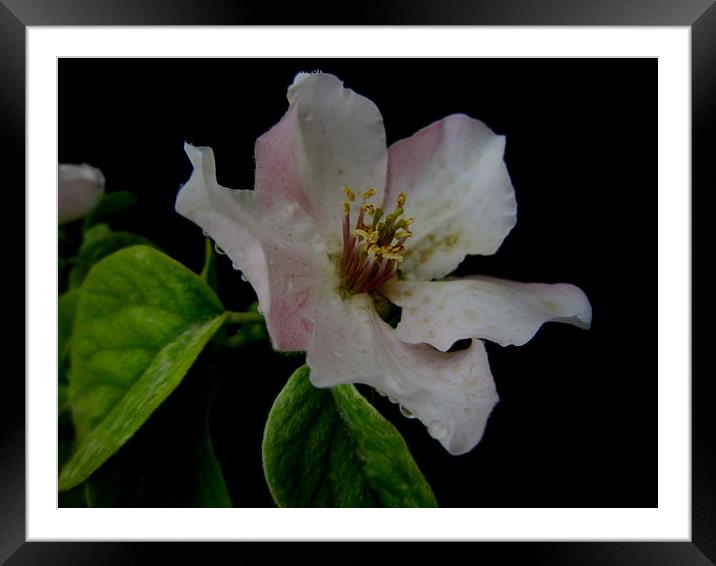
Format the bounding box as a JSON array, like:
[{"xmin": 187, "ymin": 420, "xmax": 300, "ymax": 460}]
[{"xmin": 58, "ymin": 58, "xmax": 656, "ymax": 508}]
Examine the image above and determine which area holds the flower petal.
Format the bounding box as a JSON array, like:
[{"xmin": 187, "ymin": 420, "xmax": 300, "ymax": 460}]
[
  {"xmin": 385, "ymin": 114, "xmax": 517, "ymax": 280},
  {"xmin": 384, "ymin": 276, "xmax": 592, "ymax": 351},
  {"xmin": 274, "ymin": 72, "xmax": 388, "ymax": 245},
  {"xmin": 306, "ymin": 290, "xmax": 499, "ymax": 455},
  {"xmin": 254, "ymin": 103, "xmax": 317, "ymax": 218},
  {"xmin": 58, "ymin": 163, "xmax": 105, "ymax": 224},
  {"xmin": 176, "ymin": 143, "xmax": 330, "ymax": 351}
]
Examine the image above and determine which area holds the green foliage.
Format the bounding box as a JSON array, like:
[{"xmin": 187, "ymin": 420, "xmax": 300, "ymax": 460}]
[
  {"xmin": 68, "ymin": 224, "xmax": 153, "ymax": 289},
  {"xmin": 83, "ymin": 190, "xmax": 138, "ymax": 230},
  {"xmin": 58, "ymin": 290, "xmax": 80, "ymax": 384},
  {"xmin": 262, "ymin": 366, "xmax": 437, "ymax": 507},
  {"xmin": 58, "ymin": 245, "xmax": 226, "ymax": 491},
  {"xmin": 84, "ymin": 360, "xmax": 231, "ymax": 507}
]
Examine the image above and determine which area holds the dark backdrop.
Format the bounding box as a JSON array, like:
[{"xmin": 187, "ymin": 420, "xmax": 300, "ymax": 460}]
[{"xmin": 58, "ymin": 58, "xmax": 656, "ymax": 508}]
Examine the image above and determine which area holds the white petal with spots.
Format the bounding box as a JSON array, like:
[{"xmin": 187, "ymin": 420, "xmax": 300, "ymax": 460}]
[
  {"xmin": 385, "ymin": 114, "xmax": 517, "ymax": 280},
  {"xmin": 306, "ymin": 289, "xmax": 500, "ymax": 455},
  {"xmin": 384, "ymin": 276, "xmax": 592, "ymax": 351}
]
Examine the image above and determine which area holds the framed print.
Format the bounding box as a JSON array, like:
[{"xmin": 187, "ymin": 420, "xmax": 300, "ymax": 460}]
[{"xmin": 3, "ymin": 1, "xmax": 712, "ymax": 564}]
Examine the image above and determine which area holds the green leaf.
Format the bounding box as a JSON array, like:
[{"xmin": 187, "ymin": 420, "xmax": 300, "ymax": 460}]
[
  {"xmin": 83, "ymin": 190, "xmax": 138, "ymax": 230},
  {"xmin": 58, "ymin": 483, "xmax": 89, "ymax": 508},
  {"xmin": 262, "ymin": 366, "xmax": 437, "ymax": 507},
  {"xmin": 58, "ymin": 290, "xmax": 80, "ymax": 384},
  {"xmin": 84, "ymin": 361, "xmax": 231, "ymax": 507},
  {"xmin": 59, "ymin": 245, "xmax": 226, "ymax": 491},
  {"xmin": 68, "ymin": 224, "xmax": 154, "ymax": 289}
]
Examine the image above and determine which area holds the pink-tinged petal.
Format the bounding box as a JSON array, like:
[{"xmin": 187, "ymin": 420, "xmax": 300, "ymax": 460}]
[
  {"xmin": 58, "ymin": 163, "xmax": 105, "ymax": 224},
  {"xmin": 306, "ymin": 291, "xmax": 499, "ymax": 455},
  {"xmin": 176, "ymin": 143, "xmax": 330, "ymax": 351},
  {"xmin": 384, "ymin": 276, "xmax": 592, "ymax": 351},
  {"xmin": 269, "ymin": 72, "xmax": 387, "ymax": 245},
  {"xmin": 385, "ymin": 114, "xmax": 517, "ymax": 280},
  {"xmin": 254, "ymin": 104, "xmax": 316, "ymax": 217}
]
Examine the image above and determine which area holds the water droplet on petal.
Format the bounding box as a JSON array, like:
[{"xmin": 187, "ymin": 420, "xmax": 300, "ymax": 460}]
[
  {"xmin": 202, "ymin": 230, "xmax": 209, "ymax": 238},
  {"xmin": 427, "ymin": 422, "xmax": 449, "ymax": 441},
  {"xmin": 231, "ymin": 262, "xmax": 240, "ymax": 271},
  {"xmin": 257, "ymin": 304, "xmax": 264, "ymax": 315},
  {"xmin": 240, "ymin": 273, "xmax": 248, "ymax": 282},
  {"xmin": 375, "ymin": 389, "xmax": 387, "ymax": 397},
  {"xmin": 214, "ymin": 242, "xmax": 226, "ymax": 255},
  {"xmin": 388, "ymin": 396, "xmax": 398, "ymax": 404},
  {"xmin": 399, "ymin": 405, "xmax": 416, "ymax": 419}
]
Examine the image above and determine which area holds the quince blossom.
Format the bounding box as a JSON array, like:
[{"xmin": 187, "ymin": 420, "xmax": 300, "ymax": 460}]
[
  {"xmin": 176, "ymin": 72, "xmax": 591, "ymax": 455},
  {"xmin": 58, "ymin": 163, "xmax": 105, "ymax": 224}
]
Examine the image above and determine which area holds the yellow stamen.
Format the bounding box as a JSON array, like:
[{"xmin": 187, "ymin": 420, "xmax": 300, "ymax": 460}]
[
  {"xmin": 382, "ymin": 252, "xmax": 404, "ymax": 262},
  {"xmin": 361, "ymin": 188, "xmax": 377, "ymax": 201},
  {"xmin": 365, "ymin": 244, "xmax": 380, "ymax": 256},
  {"xmin": 361, "ymin": 203, "xmax": 376, "ymax": 215},
  {"xmin": 343, "ymin": 186, "xmax": 356, "ymax": 201},
  {"xmin": 338, "ymin": 185, "xmax": 413, "ymax": 294}
]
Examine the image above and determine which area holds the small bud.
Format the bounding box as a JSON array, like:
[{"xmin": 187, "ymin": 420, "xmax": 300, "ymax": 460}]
[{"xmin": 58, "ymin": 163, "xmax": 105, "ymax": 224}]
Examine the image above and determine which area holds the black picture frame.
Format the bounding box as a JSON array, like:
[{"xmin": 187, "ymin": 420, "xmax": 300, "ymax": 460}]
[{"xmin": 3, "ymin": 1, "xmax": 711, "ymax": 564}]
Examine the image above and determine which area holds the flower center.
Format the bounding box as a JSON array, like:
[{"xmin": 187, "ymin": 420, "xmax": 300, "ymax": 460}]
[{"xmin": 339, "ymin": 186, "xmax": 413, "ymax": 295}]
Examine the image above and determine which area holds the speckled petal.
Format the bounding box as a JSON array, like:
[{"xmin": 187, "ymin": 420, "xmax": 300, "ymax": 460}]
[
  {"xmin": 176, "ymin": 143, "xmax": 330, "ymax": 351},
  {"xmin": 306, "ymin": 289, "xmax": 499, "ymax": 455},
  {"xmin": 383, "ymin": 276, "xmax": 592, "ymax": 351},
  {"xmin": 385, "ymin": 114, "xmax": 517, "ymax": 280}
]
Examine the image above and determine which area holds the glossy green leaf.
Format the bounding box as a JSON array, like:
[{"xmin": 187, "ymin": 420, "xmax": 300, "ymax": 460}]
[
  {"xmin": 84, "ymin": 362, "xmax": 231, "ymax": 507},
  {"xmin": 262, "ymin": 366, "xmax": 437, "ymax": 507},
  {"xmin": 59, "ymin": 245, "xmax": 226, "ymax": 491},
  {"xmin": 68, "ymin": 224, "xmax": 153, "ymax": 289},
  {"xmin": 58, "ymin": 290, "xmax": 80, "ymax": 384}
]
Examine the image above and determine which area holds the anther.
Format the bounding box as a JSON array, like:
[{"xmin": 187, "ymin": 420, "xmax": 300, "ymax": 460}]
[
  {"xmin": 361, "ymin": 188, "xmax": 376, "ymax": 201},
  {"xmin": 343, "ymin": 186, "xmax": 356, "ymax": 201},
  {"xmin": 338, "ymin": 186, "xmax": 412, "ymax": 294}
]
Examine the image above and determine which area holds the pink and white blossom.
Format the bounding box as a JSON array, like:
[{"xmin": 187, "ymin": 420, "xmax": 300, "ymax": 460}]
[
  {"xmin": 176, "ymin": 72, "xmax": 591, "ymax": 455},
  {"xmin": 58, "ymin": 163, "xmax": 105, "ymax": 224}
]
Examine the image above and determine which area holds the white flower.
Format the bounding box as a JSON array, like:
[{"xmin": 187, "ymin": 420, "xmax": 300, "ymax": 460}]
[
  {"xmin": 176, "ymin": 72, "xmax": 591, "ymax": 455},
  {"xmin": 58, "ymin": 163, "xmax": 105, "ymax": 224}
]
